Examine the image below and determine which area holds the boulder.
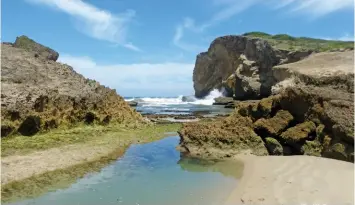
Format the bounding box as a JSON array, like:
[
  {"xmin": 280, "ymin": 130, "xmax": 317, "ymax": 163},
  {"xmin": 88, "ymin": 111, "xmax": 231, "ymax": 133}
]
[
  {"xmin": 213, "ymin": 97, "xmax": 234, "ymax": 105},
  {"xmin": 128, "ymin": 101, "xmax": 138, "ymax": 107},
  {"xmin": 13, "ymin": 35, "xmax": 59, "ymax": 61},
  {"xmin": 280, "ymin": 121, "xmax": 316, "ymax": 143},
  {"xmin": 182, "ymin": 95, "xmax": 196, "ymax": 102},
  {"xmin": 254, "ymin": 110, "xmax": 294, "ymax": 136},
  {"xmin": 178, "ymin": 115, "xmax": 268, "ymax": 159},
  {"xmin": 265, "ymin": 137, "xmax": 283, "ymax": 155}
]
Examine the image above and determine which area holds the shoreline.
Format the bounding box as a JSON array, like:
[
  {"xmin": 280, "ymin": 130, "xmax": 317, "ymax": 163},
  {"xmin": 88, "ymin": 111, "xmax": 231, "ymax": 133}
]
[
  {"xmin": 224, "ymin": 155, "xmax": 354, "ymax": 205},
  {"xmin": 1, "ymin": 123, "xmax": 181, "ymax": 203}
]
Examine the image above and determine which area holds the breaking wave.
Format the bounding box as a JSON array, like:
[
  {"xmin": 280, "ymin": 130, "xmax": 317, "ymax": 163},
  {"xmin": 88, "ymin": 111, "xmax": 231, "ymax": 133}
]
[{"xmin": 125, "ymin": 89, "xmax": 224, "ymax": 106}]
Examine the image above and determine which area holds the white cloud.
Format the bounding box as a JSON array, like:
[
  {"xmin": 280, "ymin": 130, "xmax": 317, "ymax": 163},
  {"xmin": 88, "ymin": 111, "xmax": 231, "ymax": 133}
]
[
  {"xmin": 338, "ymin": 34, "xmax": 355, "ymax": 42},
  {"xmin": 173, "ymin": 18, "xmax": 206, "ymax": 52},
  {"xmin": 287, "ymin": 0, "xmax": 354, "ymax": 17},
  {"xmin": 173, "ymin": 0, "xmax": 354, "ymax": 51},
  {"xmin": 321, "ymin": 33, "xmax": 355, "ymax": 41},
  {"xmin": 27, "ymin": 0, "xmax": 140, "ymax": 51},
  {"xmin": 123, "ymin": 42, "xmax": 142, "ymax": 52},
  {"xmin": 208, "ymin": 0, "xmax": 259, "ymax": 25},
  {"xmin": 58, "ymin": 55, "xmax": 194, "ymax": 96}
]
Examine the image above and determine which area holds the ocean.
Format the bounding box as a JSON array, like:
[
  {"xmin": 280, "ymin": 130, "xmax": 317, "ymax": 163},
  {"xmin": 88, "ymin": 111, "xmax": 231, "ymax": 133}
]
[{"xmin": 124, "ymin": 89, "xmax": 233, "ymax": 116}]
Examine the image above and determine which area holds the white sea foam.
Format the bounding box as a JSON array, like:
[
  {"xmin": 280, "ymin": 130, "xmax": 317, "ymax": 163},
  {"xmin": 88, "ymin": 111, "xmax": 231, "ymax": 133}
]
[{"xmin": 125, "ymin": 89, "xmax": 224, "ymax": 106}]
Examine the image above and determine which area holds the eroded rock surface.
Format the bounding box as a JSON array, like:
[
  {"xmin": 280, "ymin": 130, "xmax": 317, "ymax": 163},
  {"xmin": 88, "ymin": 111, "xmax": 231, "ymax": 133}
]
[
  {"xmin": 1, "ymin": 37, "xmax": 144, "ymax": 137},
  {"xmin": 179, "ymin": 84, "xmax": 354, "ymax": 162}
]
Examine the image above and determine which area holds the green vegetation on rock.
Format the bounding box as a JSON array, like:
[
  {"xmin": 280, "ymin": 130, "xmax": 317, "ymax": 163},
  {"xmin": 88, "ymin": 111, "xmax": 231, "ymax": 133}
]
[
  {"xmin": 301, "ymin": 140, "xmax": 322, "ymax": 157},
  {"xmin": 323, "ymin": 143, "xmax": 348, "ymax": 161},
  {"xmin": 280, "ymin": 121, "xmax": 316, "ymax": 142},
  {"xmin": 254, "ymin": 110, "xmax": 294, "ymax": 136},
  {"xmin": 243, "ymin": 32, "xmax": 354, "ymax": 51},
  {"xmin": 265, "ymin": 137, "xmax": 283, "ymax": 155},
  {"xmin": 2, "ymin": 123, "xmax": 181, "ymax": 157}
]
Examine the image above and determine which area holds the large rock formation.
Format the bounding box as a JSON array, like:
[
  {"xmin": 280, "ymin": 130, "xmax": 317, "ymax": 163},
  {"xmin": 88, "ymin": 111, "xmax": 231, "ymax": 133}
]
[
  {"xmin": 182, "ymin": 43, "xmax": 354, "ymax": 162},
  {"xmin": 1, "ymin": 36, "xmax": 144, "ymax": 137},
  {"xmin": 193, "ymin": 35, "xmax": 314, "ymax": 99}
]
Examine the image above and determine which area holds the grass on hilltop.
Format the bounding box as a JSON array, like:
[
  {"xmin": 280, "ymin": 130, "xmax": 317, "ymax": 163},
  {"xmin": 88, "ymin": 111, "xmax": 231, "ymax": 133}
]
[{"xmin": 243, "ymin": 32, "xmax": 354, "ymax": 52}]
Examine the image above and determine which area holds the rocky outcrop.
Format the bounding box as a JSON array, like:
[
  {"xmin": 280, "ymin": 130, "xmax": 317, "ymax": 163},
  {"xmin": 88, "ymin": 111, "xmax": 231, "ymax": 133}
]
[
  {"xmin": 13, "ymin": 36, "xmax": 59, "ymax": 61},
  {"xmin": 178, "ymin": 113, "xmax": 268, "ymax": 159},
  {"xmin": 193, "ymin": 36, "xmax": 278, "ymax": 98},
  {"xmin": 1, "ymin": 36, "xmax": 144, "ymax": 137},
  {"xmin": 179, "ymin": 83, "xmax": 354, "ymax": 162},
  {"xmin": 193, "ymin": 35, "xmax": 314, "ymax": 99}
]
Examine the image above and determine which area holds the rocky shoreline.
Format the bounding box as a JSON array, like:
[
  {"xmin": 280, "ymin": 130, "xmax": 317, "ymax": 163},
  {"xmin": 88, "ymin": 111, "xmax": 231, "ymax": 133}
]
[{"xmin": 179, "ymin": 34, "xmax": 354, "ymax": 163}]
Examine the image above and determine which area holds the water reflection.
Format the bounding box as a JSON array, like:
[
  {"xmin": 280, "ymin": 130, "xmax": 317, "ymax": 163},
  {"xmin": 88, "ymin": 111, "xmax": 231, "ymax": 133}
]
[
  {"xmin": 178, "ymin": 157, "xmax": 244, "ymax": 179},
  {"xmin": 8, "ymin": 136, "xmax": 243, "ymax": 205}
]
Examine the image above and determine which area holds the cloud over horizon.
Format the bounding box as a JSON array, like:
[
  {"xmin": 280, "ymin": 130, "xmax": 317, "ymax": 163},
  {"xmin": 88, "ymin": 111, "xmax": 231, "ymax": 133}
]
[
  {"xmin": 173, "ymin": 0, "xmax": 354, "ymax": 51},
  {"xmin": 58, "ymin": 55, "xmax": 195, "ymax": 97}
]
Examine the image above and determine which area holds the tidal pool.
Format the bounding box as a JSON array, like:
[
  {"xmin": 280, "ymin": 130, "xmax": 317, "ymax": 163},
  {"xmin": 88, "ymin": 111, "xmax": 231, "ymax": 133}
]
[{"xmin": 10, "ymin": 136, "xmax": 243, "ymax": 205}]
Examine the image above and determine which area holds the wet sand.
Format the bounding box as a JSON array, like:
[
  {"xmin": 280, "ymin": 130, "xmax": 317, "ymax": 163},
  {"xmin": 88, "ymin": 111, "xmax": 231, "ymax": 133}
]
[{"xmin": 225, "ymin": 155, "xmax": 354, "ymax": 205}]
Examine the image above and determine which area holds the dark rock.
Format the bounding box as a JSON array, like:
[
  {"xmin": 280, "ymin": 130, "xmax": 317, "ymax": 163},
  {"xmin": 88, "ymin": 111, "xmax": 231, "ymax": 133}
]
[
  {"xmin": 224, "ymin": 102, "xmax": 236, "ymax": 108},
  {"xmin": 1, "ymin": 124, "xmax": 15, "ymax": 138},
  {"xmin": 213, "ymin": 97, "xmax": 234, "ymax": 105},
  {"xmin": 182, "ymin": 96, "xmax": 196, "ymax": 102},
  {"xmin": 18, "ymin": 116, "xmax": 41, "ymax": 136},
  {"xmin": 128, "ymin": 101, "xmax": 138, "ymax": 107},
  {"xmin": 192, "ymin": 110, "xmax": 211, "ymax": 116}
]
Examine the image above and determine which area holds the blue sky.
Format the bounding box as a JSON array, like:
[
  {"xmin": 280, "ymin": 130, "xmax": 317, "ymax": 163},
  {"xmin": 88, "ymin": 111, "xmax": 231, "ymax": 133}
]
[{"xmin": 2, "ymin": 0, "xmax": 354, "ymax": 97}]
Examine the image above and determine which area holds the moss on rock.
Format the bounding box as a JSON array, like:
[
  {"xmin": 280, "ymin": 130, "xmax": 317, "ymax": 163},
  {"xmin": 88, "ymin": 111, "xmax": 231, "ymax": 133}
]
[
  {"xmin": 254, "ymin": 110, "xmax": 294, "ymax": 136},
  {"xmin": 13, "ymin": 35, "xmax": 59, "ymax": 61},
  {"xmin": 323, "ymin": 143, "xmax": 348, "ymax": 161},
  {"xmin": 280, "ymin": 121, "xmax": 316, "ymax": 142},
  {"xmin": 265, "ymin": 137, "xmax": 283, "ymax": 155},
  {"xmin": 301, "ymin": 140, "xmax": 322, "ymax": 156},
  {"xmin": 316, "ymin": 124, "xmax": 326, "ymax": 142},
  {"xmin": 178, "ymin": 114, "xmax": 268, "ymax": 158}
]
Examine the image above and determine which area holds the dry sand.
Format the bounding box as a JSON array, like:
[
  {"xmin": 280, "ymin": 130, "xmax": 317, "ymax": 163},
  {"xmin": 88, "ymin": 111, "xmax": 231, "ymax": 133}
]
[
  {"xmin": 1, "ymin": 143, "xmax": 122, "ymax": 185},
  {"xmin": 224, "ymin": 155, "xmax": 354, "ymax": 205}
]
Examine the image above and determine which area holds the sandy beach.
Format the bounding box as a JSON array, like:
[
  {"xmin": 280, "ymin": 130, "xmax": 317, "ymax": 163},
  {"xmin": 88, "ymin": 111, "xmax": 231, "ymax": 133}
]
[{"xmin": 225, "ymin": 156, "xmax": 354, "ymax": 205}]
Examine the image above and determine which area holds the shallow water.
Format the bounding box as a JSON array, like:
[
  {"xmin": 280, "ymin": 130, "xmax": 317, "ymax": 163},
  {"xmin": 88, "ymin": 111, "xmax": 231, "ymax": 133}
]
[{"xmin": 10, "ymin": 137, "xmax": 243, "ymax": 205}]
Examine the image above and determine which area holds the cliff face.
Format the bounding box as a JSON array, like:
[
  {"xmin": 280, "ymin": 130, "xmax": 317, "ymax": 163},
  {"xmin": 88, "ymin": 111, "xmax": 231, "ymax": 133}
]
[
  {"xmin": 193, "ymin": 33, "xmax": 353, "ymax": 99},
  {"xmin": 1, "ymin": 36, "xmax": 144, "ymax": 137},
  {"xmin": 193, "ymin": 35, "xmax": 312, "ymax": 98}
]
